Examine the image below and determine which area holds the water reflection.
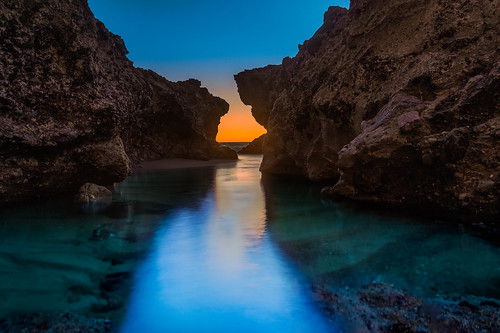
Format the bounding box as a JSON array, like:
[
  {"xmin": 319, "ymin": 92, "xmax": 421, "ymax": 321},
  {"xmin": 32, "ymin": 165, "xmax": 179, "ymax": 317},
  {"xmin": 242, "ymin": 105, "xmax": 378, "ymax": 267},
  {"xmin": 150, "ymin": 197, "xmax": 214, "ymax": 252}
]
[
  {"xmin": 1, "ymin": 154, "xmax": 498, "ymax": 331},
  {"xmin": 120, "ymin": 155, "xmax": 333, "ymax": 332}
]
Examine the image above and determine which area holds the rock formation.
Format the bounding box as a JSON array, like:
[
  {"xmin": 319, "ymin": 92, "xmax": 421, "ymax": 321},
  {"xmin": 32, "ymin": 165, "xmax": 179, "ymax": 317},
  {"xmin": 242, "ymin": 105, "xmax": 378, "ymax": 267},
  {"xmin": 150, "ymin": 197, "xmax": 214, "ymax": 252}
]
[
  {"xmin": 75, "ymin": 183, "xmax": 112, "ymax": 203},
  {"xmin": 0, "ymin": 312, "xmax": 114, "ymax": 333},
  {"xmin": 235, "ymin": 0, "xmax": 499, "ymax": 218},
  {"xmin": 313, "ymin": 282, "xmax": 500, "ymax": 333},
  {"xmin": 239, "ymin": 134, "xmax": 266, "ymax": 154},
  {"xmin": 0, "ymin": 0, "xmax": 236, "ymax": 204}
]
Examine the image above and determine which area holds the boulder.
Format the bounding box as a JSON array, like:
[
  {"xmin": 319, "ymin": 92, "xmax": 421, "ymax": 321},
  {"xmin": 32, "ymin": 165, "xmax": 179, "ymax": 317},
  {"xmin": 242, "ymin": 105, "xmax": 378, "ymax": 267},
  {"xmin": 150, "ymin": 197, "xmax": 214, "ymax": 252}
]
[{"xmin": 75, "ymin": 183, "xmax": 112, "ymax": 203}]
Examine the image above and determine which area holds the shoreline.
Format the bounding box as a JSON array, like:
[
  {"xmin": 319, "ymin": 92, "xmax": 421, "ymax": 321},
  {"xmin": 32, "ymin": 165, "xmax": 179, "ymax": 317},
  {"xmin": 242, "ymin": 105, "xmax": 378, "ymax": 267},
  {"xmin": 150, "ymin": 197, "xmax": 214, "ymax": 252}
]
[{"xmin": 133, "ymin": 158, "xmax": 239, "ymax": 173}]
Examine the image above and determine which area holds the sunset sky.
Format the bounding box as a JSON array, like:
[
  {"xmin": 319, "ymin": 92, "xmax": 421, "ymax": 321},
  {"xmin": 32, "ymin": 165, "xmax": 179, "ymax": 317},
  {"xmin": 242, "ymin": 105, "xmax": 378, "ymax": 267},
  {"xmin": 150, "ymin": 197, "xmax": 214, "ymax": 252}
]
[{"xmin": 88, "ymin": 0, "xmax": 350, "ymax": 142}]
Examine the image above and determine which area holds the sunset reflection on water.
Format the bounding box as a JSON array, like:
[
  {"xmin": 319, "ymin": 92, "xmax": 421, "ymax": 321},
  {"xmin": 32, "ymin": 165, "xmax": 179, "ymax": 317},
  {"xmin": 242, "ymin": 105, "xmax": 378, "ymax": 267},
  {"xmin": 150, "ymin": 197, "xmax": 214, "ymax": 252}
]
[{"xmin": 120, "ymin": 155, "xmax": 333, "ymax": 333}]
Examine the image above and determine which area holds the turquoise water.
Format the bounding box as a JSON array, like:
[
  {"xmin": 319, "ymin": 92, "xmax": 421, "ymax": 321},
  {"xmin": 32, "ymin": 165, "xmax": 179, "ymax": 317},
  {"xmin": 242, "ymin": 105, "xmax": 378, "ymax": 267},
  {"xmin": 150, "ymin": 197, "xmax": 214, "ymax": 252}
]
[
  {"xmin": 0, "ymin": 155, "xmax": 498, "ymax": 332},
  {"xmin": 263, "ymin": 177, "xmax": 500, "ymax": 300}
]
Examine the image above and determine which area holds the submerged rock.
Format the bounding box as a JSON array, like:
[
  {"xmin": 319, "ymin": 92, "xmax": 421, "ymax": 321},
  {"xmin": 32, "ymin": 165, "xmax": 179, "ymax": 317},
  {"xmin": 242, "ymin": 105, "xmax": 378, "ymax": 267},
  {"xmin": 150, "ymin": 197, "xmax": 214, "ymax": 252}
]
[
  {"xmin": 0, "ymin": 0, "xmax": 235, "ymax": 205},
  {"xmin": 235, "ymin": 0, "xmax": 500, "ymax": 218},
  {"xmin": 239, "ymin": 134, "xmax": 266, "ymax": 154},
  {"xmin": 313, "ymin": 282, "xmax": 500, "ymax": 333},
  {"xmin": 0, "ymin": 312, "xmax": 114, "ymax": 333}
]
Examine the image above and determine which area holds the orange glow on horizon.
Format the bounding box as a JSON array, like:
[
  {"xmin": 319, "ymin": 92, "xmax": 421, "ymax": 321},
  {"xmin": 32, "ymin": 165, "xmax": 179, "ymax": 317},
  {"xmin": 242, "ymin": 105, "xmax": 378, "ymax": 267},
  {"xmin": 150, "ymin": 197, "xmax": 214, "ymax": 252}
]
[{"xmin": 217, "ymin": 106, "xmax": 266, "ymax": 142}]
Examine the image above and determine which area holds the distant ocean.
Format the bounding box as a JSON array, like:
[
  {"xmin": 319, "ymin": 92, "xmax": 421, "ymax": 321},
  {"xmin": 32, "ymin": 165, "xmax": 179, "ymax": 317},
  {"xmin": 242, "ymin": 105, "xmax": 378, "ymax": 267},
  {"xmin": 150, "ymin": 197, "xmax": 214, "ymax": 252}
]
[{"xmin": 219, "ymin": 142, "xmax": 249, "ymax": 152}]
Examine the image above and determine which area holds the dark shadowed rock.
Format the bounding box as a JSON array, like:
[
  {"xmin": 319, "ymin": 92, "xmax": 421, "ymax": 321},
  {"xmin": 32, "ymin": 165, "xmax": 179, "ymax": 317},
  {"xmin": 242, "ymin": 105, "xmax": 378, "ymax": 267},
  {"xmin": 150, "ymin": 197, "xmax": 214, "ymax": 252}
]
[
  {"xmin": 213, "ymin": 145, "xmax": 239, "ymax": 160},
  {"xmin": 239, "ymin": 134, "xmax": 266, "ymax": 154},
  {"xmin": 313, "ymin": 282, "xmax": 500, "ymax": 333},
  {"xmin": 0, "ymin": 0, "xmax": 235, "ymax": 204},
  {"xmin": 0, "ymin": 312, "xmax": 114, "ymax": 333},
  {"xmin": 235, "ymin": 0, "xmax": 499, "ymax": 218}
]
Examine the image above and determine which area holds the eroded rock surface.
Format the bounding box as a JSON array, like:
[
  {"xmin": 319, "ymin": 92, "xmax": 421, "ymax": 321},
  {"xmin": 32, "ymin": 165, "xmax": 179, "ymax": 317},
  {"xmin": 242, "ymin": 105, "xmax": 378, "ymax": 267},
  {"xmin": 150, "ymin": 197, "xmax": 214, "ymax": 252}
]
[
  {"xmin": 0, "ymin": 0, "xmax": 234, "ymax": 204},
  {"xmin": 0, "ymin": 312, "xmax": 114, "ymax": 333},
  {"xmin": 313, "ymin": 283, "xmax": 500, "ymax": 333},
  {"xmin": 75, "ymin": 183, "xmax": 112, "ymax": 203},
  {"xmin": 235, "ymin": 0, "xmax": 499, "ymax": 217}
]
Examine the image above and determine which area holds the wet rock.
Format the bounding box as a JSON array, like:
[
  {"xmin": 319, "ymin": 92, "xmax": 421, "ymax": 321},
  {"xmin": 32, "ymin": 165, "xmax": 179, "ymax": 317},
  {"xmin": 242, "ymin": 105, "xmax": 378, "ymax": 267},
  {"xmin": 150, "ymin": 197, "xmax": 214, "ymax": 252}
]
[
  {"xmin": 239, "ymin": 134, "xmax": 266, "ymax": 154},
  {"xmin": 80, "ymin": 199, "xmax": 113, "ymax": 214},
  {"xmin": 313, "ymin": 282, "xmax": 500, "ymax": 333},
  {"xmin": 76, "ymin": 183, "xmax": 112, "ymax": 203},
  {"xmin": 480, "ymin": 300, "xmax": 500, "ymax": 309},
  {"xmin": 0, "ymin": 312, "xmax": 114, "ymax": 333},
  {"xmin": 235, "ymin": 0, "xmax": 500, "ymax": 219},
  {"xmin": 459, "ymin": 300, "xmax": 479, "ymax": 312},
  {"xmin": 91, "ymin": 271, "xmax": 131, "ymax": 314}
]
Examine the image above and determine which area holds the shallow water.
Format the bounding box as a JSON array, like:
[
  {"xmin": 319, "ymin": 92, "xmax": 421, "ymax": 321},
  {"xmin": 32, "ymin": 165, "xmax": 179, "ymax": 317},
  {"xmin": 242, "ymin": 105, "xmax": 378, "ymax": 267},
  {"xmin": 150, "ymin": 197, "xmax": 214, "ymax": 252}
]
[
  {"xmin": 263, "ymin": 177, "xmax": 500, "ymax": 300},
  {"xmin": 0, "ymin": 155, "xmax": 498, "ymax": 332}
]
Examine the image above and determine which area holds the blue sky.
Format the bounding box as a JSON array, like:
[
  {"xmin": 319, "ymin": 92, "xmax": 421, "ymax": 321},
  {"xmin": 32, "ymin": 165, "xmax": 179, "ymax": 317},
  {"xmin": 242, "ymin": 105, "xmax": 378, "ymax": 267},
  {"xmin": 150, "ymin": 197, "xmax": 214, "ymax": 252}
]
[{"xmin": 88, "ymin": 0, "xmax": 350, "ymax": 141}]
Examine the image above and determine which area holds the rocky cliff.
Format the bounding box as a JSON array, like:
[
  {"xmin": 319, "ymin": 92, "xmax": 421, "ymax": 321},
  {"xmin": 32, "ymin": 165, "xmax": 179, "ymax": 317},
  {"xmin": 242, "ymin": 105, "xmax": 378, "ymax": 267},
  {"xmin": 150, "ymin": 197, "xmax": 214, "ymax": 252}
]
[
  {"xmin": 235, "ymin": 0, "xmax": 499, "ymax": 218},
  {"xmin": 0, "ymin": 0, "xmax": 236, "ymax": 204},
  {"xmin": 239, "ymin": 134, "xmax": 266, "ymax": 154}
]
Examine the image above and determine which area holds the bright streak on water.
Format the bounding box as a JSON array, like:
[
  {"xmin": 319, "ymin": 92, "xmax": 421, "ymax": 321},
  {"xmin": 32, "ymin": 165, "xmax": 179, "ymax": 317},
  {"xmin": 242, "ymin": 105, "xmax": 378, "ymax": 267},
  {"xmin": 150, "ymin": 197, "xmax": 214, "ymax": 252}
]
[{"xmin": 119, "ymin": 155, "xmax": 335, "ymax": 332}]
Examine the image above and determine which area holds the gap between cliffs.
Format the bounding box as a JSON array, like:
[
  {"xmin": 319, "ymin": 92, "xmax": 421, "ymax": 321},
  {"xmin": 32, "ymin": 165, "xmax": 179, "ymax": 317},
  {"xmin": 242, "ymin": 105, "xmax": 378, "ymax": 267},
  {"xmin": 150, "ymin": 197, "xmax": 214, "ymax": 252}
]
[{"xmin": 0, "ymin": 0, "xmax": 236, "ymax": 204}]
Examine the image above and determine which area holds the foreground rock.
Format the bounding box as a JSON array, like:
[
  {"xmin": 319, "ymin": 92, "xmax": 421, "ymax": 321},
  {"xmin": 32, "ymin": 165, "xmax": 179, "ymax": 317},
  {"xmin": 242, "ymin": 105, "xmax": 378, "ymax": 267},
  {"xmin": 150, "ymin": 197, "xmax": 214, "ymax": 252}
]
[
  {"xmin": 75, "ymin": 183, "xmax": 112, "ymax": 203},
  {"xmin": 239, "ymin": 134, "xmax": 266, "ymax": 154},
  {"xmin": 313, "ymin": 282, "xmax": 500, "ymax": 333},
  {"xmin": 235, "ymin": 0, "xmax": 499, "ymax": 218},
  {"xmin": 0, "ymin": 0, "xmax": 235, "ymax": 204},
  {"xmin": 0, "ymin": 312, "xmax": 114, "ymax": 333}
]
